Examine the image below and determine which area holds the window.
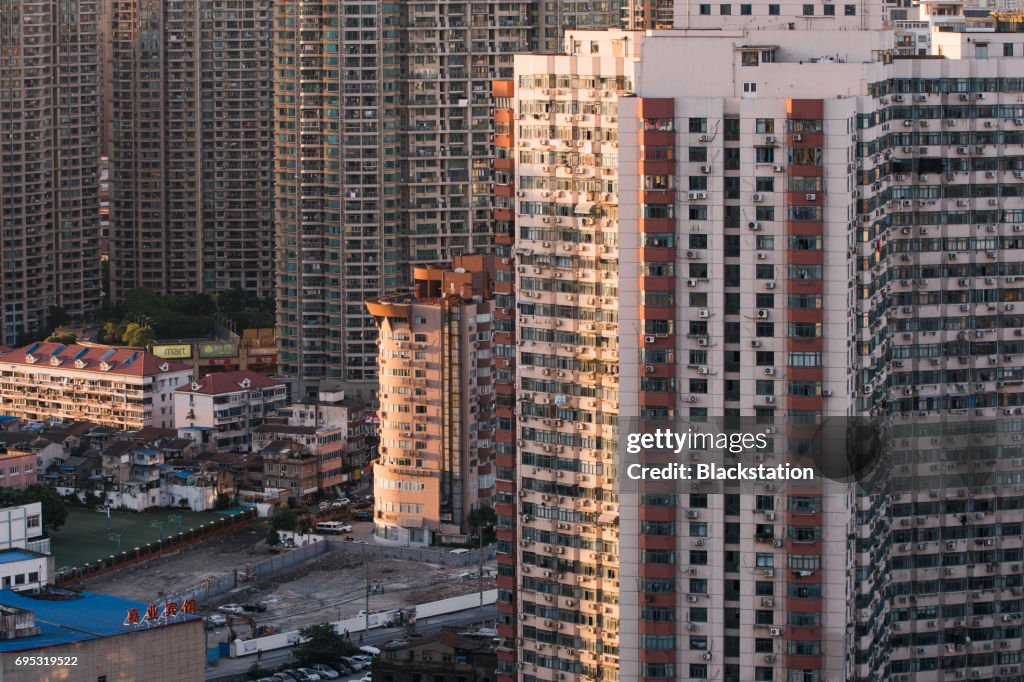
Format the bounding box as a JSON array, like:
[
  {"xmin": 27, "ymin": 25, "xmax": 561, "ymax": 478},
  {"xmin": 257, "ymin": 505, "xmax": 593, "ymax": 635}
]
[
  {"xmin": 700, "ymin": 3, "xmax": 711, "ymax": 14},
  {"xmin": 743, "ymin": 82, "xmax": 757, "ymax": 94},
  {"xmin": 755, "ymin": 177, "xmax": 774, "ymax": 192},
  {"xmin": 768, "ymin": 4, "xmax": 780, "ymax": 14},
  {"xmin": 1005, "ymin": 43, "xmax": 1015, "ymax": 57},
  {"xmin": 689, "ymin": 118, "xmax": 708, "ymax": 133},
  {"xmin": 720, "ymin": 3, "xmax": 732, "ymax": 14},
  {"xmin": 824, "ymin": 4, "xmax": 835, "ymax": 14},
  {"xmin": 741, "ymin": 4, "xmax": 752, "ymax": 14},
  {"xmin": 976, "ymin": 43, "xmax": 989, "ymax": 59},
  {"xmin": 644, "ymin": 118, "xmax": 675, "ymax": 131},
  {"xmin": 742, "ymin": 51, "xmax": 758, "ymax": 66},
  {"xmin": 755, "ymin": 118, "xmax": 774, "ymax": 134},
  {"xmin": 844, "ymin": 4, "xmax": 856, "ymax": 14},
  {"xmin": 689, "ymin": 147, "xmax": 708, "ymax": 162},
  {"xmin": 755, "ymin": 147, "xmax": 775, "ymax": 163},
  {"xmin": 802, "ymin": 4, "xmax": 813, "ymax": 14}
]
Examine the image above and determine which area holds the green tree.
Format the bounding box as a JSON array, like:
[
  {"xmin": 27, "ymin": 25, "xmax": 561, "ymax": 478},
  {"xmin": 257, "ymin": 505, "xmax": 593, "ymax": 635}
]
[
  {"xmin": 0, "ymin": 485, "xmax": 69, "ymax": 531},
  {"xmin": 468, "ymin": 505, "xmax": 497, "ymax": 545},
  {"xmin": 265, "ymin": 529, "xmax": 281, "ymax": 547},
  {"xmin": 268, "ymin": 507, "xmax": 299, "ymax": 532},
  {"xmin": 45, "ymin": 333, "xmax": 77, "ymax": 345},
  {"xmin": 292, "ymin": 623, "xmax": 357, "ymax": 667},
  {"xmin": 121, "ymin": 323, "xmax": 155, "ymax": 347},
  {"xmin": 100, "ymin": 321, "xmax": 127, "ymax": 344},
  {"xmin": 214, "ymin": 492, "xmax": 232, "ymax": 510}
]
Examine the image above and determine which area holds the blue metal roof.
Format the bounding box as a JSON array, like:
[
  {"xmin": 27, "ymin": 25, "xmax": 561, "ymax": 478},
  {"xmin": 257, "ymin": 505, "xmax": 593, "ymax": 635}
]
[
  {"xmin": 0, "ymin": 590, "xmax": 200, "ymax": 653},
  {"xmin": 0, "ymin": 551, "xmax": 38, "ymax": 565}
]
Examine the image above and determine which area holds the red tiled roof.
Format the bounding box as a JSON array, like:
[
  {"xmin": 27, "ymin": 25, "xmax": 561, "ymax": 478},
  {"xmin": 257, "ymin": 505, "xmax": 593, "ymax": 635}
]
[
  {"xmin": 1, "ymin": 343, "xmax": 190, "ymax": 377},
  {"xmin": 175, "ymin": 369, "xmax": 285, "ymax": 395}
]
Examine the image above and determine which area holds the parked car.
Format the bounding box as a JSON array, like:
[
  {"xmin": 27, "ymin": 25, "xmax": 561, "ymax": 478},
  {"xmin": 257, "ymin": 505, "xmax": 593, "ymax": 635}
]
[
  {"xmin": 204, "ymin": 614, "xmax": 227, "ymax": 629},
  {"xmin": 339, "ymin": 657, "xmax": 365, "ymax": 671},
  {"xmin": 358, "ymin": 646, "xmax": 380, "ymax": 658},
  {"xmin": 332, "ymin": 659, "xmax": 356, "ymax": 674},
  {"xmin": 242, "ymin": 602, "xmax": 268, "ymax": 613},
  {"xmin": 352, "ymin": 510, "xmax": 372, "ymax": 522},
  {"xmin": 331, "ymin": 498, "xmax": 350, "ymax": 508},
  {"xmin": 295, "ymin": 668, "xmax": 323, "ymax": 681},
  {"xmin": 311, "ymin": 664, "xmax": 340, "ymax": 679},
  {"xmin": 448, "ymin": 548, "xmax": 469, "ymax": 556},
  {"xmin": 217, "ymin": 603, "xmax": 245, "ymax": 615},
  {"xmin": 272, "ymin": 673, "xmax": 298, "ymax": 682}
]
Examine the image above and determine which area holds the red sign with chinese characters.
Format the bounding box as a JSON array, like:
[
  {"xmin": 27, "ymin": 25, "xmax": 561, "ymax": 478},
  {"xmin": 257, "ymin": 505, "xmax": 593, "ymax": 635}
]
[{"xmin": 125, "ymin": 599, "xmax": 193, "ymax": 627}]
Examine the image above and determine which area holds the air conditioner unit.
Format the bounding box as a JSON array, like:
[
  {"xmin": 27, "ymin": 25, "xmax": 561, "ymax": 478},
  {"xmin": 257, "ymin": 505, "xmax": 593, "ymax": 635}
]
[
  {"xmin": 757, "ymin": 309, "xmax": 770, "ymax": 319},
  {"xmin": 772, "ymin": 164, "xmax": 783, "ymax": 172},
  {"xmin": 700, "ymin": 164, "xmax": 711, "ymax": 173},
  {"xmin": 764, "ymin": 367, "xmax": 775, "ymax": 375},
  {"xmin": 769, "ymin": 627, "xmax": 782, "ymax": 636},
  {"xmin": 753, "ymin": 193, "xmax": 764, "ymax": 202},
  {"xmin": 805, "ymin": 193, "xmax": 816, "ymax": 201},
  {"xmin": 748, "ymin": 221, "xmax": 762, "ymax": 231}
]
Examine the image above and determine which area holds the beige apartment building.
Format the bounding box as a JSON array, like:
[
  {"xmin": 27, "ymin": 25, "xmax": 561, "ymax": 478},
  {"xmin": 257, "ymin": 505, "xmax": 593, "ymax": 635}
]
[
  {"xmin": 366, "ymin": 257, "xmax": 497, "ymax": 547},
  {"xmin": 0, "ymin": 343, "xmax": 192, "ymax": 430},
  {"xmin": 109, "ymin": 0, "xmax": 274, "ymax": 299},
  {"xmin": 498, "ymin": 3, "xmax": 1024, "ymax": 679},
  {"xmin": 0, "ymin": 0, "xmax": 102, "ymax": 344}
]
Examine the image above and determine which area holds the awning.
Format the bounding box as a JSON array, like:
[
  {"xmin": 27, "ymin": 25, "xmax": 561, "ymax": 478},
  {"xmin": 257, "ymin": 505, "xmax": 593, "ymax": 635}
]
[
  {"xmin": 574, "ymin": 202, "xmax": 595, "ymax": 215},
  {"xmin": 598, "ymin": 511, "xmax": 619, "ymax": 524}
]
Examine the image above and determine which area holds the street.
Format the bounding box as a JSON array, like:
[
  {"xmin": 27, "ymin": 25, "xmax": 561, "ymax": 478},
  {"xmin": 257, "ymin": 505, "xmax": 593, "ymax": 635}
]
[{"xmin": 205, "ymin": 603, "xmax": 498, "ymax": 680}]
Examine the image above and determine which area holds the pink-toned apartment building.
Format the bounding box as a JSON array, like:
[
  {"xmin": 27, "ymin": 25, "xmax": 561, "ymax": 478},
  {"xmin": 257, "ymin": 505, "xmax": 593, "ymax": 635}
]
[{"xmin": 366, "ymin": 256, "xmax": 498, "ymax": 547}]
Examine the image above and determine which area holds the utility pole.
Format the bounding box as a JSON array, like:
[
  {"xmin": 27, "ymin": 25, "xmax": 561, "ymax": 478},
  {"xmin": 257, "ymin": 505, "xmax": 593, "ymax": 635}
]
[
  {"xmin": 478, "ymin": 529, "xmax": 484, "ymax": 610},
  {"xmin": 364, "ymin": 555, "xmax": 370, "ymax": 635}
]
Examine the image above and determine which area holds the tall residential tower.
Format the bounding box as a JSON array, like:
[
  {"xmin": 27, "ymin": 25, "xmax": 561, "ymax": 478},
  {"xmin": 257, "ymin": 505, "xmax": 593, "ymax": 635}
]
[
  {"xmin": 273, "ymin": 1, "xmax": 626, "ymax": 400},
  {"xmin": 0, "ymin": 0, "xmax": 102, "ymax": 343},
  {"xmin": 109, "ymin": 0, "xmax": 274, "ymax": 300}
]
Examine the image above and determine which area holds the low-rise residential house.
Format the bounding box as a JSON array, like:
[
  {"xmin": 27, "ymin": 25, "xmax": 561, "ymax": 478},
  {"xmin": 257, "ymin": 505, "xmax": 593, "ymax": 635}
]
[
  {"xmin": 0, "ymin": 503, "xmax": 48, "ymax": 554},
  {"xmin": 254, "ymin": 387, "xmax": 368, "ymax": 494},
  {"xmin": 173, "ymin": 370, "xmax": 289, "ymax": 451},
  {"xmin": 0, "ymin": 445, "xmax": 37, "ymax": 490},
  {"xmin": 258, "ymin": 440, "xmax": 318, "ymax": 505}
]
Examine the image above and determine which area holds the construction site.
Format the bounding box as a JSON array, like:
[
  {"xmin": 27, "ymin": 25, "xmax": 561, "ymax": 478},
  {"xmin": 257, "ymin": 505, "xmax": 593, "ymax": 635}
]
[{"xmin": 75, "ymin": 519, "xmax": 496, "ymax": 645}]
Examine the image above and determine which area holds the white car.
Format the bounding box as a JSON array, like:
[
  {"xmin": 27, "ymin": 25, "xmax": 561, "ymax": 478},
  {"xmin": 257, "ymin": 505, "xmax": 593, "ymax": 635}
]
[
  {"xmin": 331, "ymin": 498, "xmax": 350, "ymax": 508},
  {"xmin": 448, "ymin": 548, "xmax": 469, "ymax": 556},
  {"xmin": 311, "ymin": 664, "xmax": 340, "ymax": 679},
  {"xmin": 217, "ymin": 603, "xmax": 245, "ymax": 615}
]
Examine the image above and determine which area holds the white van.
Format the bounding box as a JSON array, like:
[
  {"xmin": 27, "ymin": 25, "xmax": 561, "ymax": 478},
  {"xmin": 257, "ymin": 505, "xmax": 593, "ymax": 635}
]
[
  {"xmin": 448, "ymin": 548, "xmax": 470, "ymax": 555},
  {"xmin": 315, "ymin": 521, "xmax": 346, "ymax": 535}
]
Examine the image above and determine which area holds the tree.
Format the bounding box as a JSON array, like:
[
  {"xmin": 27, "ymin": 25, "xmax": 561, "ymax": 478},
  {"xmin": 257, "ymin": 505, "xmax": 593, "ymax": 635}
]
[
  {"xmin": 265, "ymin": 529, "xmax": 281, "ymax": 547},
  {"xmin": 292, "ymin": 623, "xmax": 358, "ymax": 667},
  {"xmin": 100, "ymin": 321, "xmax": 127, "ymax": 344},
  {"xmin": 121, "ymin": 323, "xmax": 155, "ymax": 347},
  {"xmin": 214, "ymin": 492, "xmax": 232, "ymax": 510},
  {"xmin": 45, "ymin": 333, "xmax": 77, "ymax": 345},
  {"xmin": 268, "ymin": 507, "xmax": 299, "ymax": 532},
  {"xmin": 0, "ymin": 485, "xmax": 69, "ymax": 531},
  {"xmin": 468, "ymin": 505, "xmax": 497, "ymax": 545}
]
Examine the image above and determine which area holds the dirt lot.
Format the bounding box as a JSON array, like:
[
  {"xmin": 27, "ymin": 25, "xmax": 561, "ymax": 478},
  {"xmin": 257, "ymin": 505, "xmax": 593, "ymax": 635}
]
[
  {"xmin": 79, "ymin": 523, "xmax": 496, "ymax": 644},
  {"xmin": 78, "ymin": 524, "xmax": 271, "ymax": 602},
  {"xmin": 203, "ymin": 551, "xmax": 496, "ymax": 642}
]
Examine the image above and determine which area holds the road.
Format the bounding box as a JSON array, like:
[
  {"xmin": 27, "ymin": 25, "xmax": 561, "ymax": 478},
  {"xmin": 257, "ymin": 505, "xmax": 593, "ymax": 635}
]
[{"xmin": 205, "ymin": 604, "xmax": 497, "ymax": 680}]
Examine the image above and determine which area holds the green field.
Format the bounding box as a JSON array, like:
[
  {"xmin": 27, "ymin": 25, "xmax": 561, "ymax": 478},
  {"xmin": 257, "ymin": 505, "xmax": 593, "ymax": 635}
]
[{"xmin": 49, "ymin": 507, "xmax": 237, "ymax": 569}]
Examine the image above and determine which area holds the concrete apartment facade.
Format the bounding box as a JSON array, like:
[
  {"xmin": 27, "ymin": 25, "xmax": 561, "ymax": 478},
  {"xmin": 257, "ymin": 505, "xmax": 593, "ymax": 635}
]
[
  {"xmin": 0, "ymin": 343, "xmax": 192, "ymax": 430},
  {"xmin": 0, "ymin": 0, "xmax": 102, "ymax": 344},
  {"xmin": 498, "ymin": 3, "xmax": 1024, "ymax": 679},
  {"xmin": 109, "ymin": 0, "xmax": 274, "ymax": 300},
  {"xmin": 366, "ymin": 257, "xmax": 497, "ymax": 547},
  {"xmin": 173, "ymin": 369, "xmax": 289, "ymax": 451},
  {"xmin": 273, "ymin": 1, "xmax": 626, "ymax": 400}
]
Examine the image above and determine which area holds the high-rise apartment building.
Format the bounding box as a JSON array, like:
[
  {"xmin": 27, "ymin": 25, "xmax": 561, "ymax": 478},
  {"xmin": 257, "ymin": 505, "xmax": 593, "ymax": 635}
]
[
  {"xmin": 500, "ymin": 7, "xmax": 1024, "ymax": 680},
  {"xmin": 0, "ymin": 0, "xmax": 102, "ymax": 344},
  {"xmin": 273, "ymin": 1, "xmax": 626, "ymax": 400},
  {"xmin": 497, "ymin": 32, "xmax": 640, "ymax": 682},
  {"xmin": 109, "ymin": 0, "xmax": 274, "ymax": 300},
  {"xmin": 366, "ymin": 256, "xmax": 497, "ymax": 546}
]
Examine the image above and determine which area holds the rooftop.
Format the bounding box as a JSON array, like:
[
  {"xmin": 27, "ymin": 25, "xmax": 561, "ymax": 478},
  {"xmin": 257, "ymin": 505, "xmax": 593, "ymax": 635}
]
[
  {"xmin": 0, "ymin": 550, "xmax": 42, "ymax": 565},
  {"xmin": 0, "ymin": 589, "xmax": 200, "ymax": 653},
  {"xmin": 175, "ymin": 369, "xmax": 286, "ymax": 396},
  {"xmin": 0, "ymin": 343, "xmax": 190, "ymax": 378}
]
